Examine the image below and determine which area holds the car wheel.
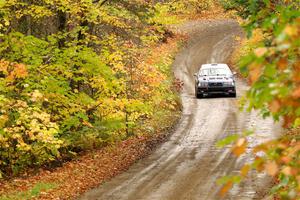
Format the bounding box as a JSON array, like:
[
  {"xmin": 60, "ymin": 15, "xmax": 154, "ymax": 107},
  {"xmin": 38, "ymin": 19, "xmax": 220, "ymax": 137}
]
[
  {"xmin": 197, "ymin": 93, "xmax": 205, "ymax": 99},
  {"xmin": 195, "ymin": 90, "xmax": 200, "ymax": 98},
  {"xmin": 195, "ymin": 87, "xmax": 201, "ymax": 99},
  {"xmin": 230, "ymin": 92, "xmax": 237, "ymax": 98}
]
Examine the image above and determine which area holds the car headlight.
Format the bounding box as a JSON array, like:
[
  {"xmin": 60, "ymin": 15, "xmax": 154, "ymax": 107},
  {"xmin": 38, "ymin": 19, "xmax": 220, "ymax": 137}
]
[
  {"xmin": 198, "ymin": 82, "xmax": 208, "ymax": 87},
  {"xmin": 223, "ymin": 81, "xmax": 235, "ymax": 86}
]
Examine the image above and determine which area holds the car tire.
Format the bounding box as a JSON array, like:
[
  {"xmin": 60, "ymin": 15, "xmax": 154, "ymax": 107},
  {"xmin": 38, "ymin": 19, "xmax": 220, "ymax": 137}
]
[
  {"xmin": 196, "ymin": 92, "xmax": 203, "ymax": 99},
  {"xmin": 230, "ymin": 92, "xmax": 237, "ymax": 98},
  {"xmin": 195, "ymin": 87, "xmax": 201, "ymax": 99}
]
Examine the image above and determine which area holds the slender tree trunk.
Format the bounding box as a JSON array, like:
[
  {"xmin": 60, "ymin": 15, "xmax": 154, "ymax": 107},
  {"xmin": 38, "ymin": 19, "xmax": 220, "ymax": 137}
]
[
  {"xmin": 58, "ymin": 11, "xmax": 67, "ymax": 48},
  {"xmin": 26, "ymin": 16, "xmax": 32, "ymax": 35}
]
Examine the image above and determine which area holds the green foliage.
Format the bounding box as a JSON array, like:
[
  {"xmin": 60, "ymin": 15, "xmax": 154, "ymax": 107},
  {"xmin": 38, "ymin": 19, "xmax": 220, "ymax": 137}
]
[
  {"xmin": 219, "ymin": 0, "xmax": 264, "ymax": 19},
  {"xmin": 219, "ymin": 0, "xmax": 300, "ymax": 199},
  {"xmin": 217, "ymin": 131, "xmax": 253, "ymax": 148},
  {"xmin": 235, "ymin": 1, "xmax": 300, "ymax": 127},
  {"xmin": 0, "ymin": 0, "xmax": 196, "ymax": 177},
  {"xmin": 149, "ymin": 3, "xmax": 183, "ymax": 25},
  {"xmin": 217, "ymin": 134, "xmax": 239, "ymax": 147},
  {"xmin": 217, "ymin": 175, "xmax": 242, "ymax": 185}
]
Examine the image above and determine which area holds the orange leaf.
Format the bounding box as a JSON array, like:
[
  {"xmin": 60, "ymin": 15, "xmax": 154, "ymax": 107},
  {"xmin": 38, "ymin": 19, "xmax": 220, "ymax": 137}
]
[
  {"xmin": 14, "ymin": 63, "xmax": 28, "ymax": 78},
  {"xmin": 255, "ymin": 157, "xmax": 265, "ymax": 172},
  {"xmin": 281, "ymin": 156, "xmax": 292, "ymax": 164},
  {"xmin": 82, "ymin": 121, "xmax": 94, "ymax": 128},
  {"xmin": 293, "ymin": 73, "xmax": 300, "ymax": 82},
  {"xmin": 293, "ymin": 61, "xmax": 300, "ymax": 71},
  {"xmin": 289, "ymin": 143, "xmax": 300, "ymax": 155},
  {"xmin": 254, "ymin": 47, "xmax": 267, "ymax": 57},
  {"xmin": 283, "ymin": 115, "xmax": 295, "ymax": 128},
  {"xmin": 282, "ymin": 166, "xmax": 292, "ymax": 176},
  {"xmin": 277, "ymin": 142, "xmax": 288, "ymax": 149},
  {"xmin": 241, "ymin": 164, "xmax": 250, "ymax": 177},
  {"xmin": 253, "ymin": 144, "xmax": 267, "ymax": 153},
  {"xmin": 284, "ymin": 25, "xmax": 298, "ymax": 37},
  {"xmin": 0, "ymin": 60, "xmax": 9, "ymax": 73},
  {"xmin": 232, "ymin": 145, "xmax": 246, "ymax": 157},
  {"xmin": 269, "ymin": 99, "xmax": 281, "ymax": 113},
  {"xmin": 265, "ymin": 161, "xmax": 278, "ymax": 176},
  {"xmin": 232, "ymin": 138, "xmax": 247, "ymax": 157},
  {"xmin": 249, "ymin": 63, "xmax": 262, "ymax": 84},
  {"xmin": 236, "ymin": 138, "xmax": 246, "ymax": 146},
  {"xmin": 219, "ymin": 181, "xmax": 233, "ymax": 197},
  {"xmin": 278, "ymin": 58, "xmax": 288, "ymax": 70},
  {"xmin": 292, "ymin": 87, "xmax": 300, "ymax": 98}
]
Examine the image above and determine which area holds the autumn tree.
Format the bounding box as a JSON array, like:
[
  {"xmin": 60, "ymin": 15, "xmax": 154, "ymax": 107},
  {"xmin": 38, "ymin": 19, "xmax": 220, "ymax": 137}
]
[
  {"xmin": 0, "ymin": 0, "xmax": 184, "ymax": 177},
  {"xmin": 218, "ymin": 0, "xmax": 300, "ymax": 199}
]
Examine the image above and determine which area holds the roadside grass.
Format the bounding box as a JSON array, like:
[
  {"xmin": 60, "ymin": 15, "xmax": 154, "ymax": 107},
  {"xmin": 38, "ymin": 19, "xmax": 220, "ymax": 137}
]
[{"xmin": 0, "ymin": 182, "xmax": 57, "ymax": 200}]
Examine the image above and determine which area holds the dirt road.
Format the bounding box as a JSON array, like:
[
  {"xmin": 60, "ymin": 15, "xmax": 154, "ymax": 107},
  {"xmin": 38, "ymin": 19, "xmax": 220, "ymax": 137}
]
[{"xmin": 79, "ymin": 20, "xmax": 282, "ymax": 200}]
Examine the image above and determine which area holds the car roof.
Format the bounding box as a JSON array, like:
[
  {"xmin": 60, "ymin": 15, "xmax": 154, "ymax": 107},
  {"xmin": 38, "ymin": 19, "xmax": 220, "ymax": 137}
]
[{"xmin": 200, "ymin": 63, "xmax": 230, "ymax": 70}]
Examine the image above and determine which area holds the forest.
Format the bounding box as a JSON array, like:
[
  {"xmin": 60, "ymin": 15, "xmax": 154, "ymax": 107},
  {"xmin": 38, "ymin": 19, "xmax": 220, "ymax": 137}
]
[
  {"xmin": 0, "ymin": 0, "xmax": 214, "ymax": 178},
  {"xmin": 0, "ymin": 0, "xmax": 300, "ymax": 199}
]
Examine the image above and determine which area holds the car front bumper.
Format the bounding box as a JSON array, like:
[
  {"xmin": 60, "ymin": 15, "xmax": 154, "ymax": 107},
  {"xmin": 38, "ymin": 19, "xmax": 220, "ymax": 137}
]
[{"xmin": 197, "ymin": 86, "xmax": 236, "ymax": 94}]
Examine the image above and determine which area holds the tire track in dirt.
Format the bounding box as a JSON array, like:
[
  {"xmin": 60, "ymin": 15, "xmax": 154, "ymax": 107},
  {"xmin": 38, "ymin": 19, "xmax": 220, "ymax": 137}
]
[{"xmin": 79, "ymin": 19, "xmax": 282, "ymax": 200}]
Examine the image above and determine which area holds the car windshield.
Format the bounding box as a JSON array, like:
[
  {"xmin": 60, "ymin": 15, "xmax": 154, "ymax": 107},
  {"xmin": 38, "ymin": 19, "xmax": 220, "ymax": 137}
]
[{"xmin": 199, "ymin": 68, "xmax": 231, "ymax": 76}]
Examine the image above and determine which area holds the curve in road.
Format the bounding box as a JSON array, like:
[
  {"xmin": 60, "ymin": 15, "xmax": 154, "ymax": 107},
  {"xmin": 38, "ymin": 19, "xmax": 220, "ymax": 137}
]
[{"xmin": 79, "ymin": 19, "xmax": 282, "ymax": 200}]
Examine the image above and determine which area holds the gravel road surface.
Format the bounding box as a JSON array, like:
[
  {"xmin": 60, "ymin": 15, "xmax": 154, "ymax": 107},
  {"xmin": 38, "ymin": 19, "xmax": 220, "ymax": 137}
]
[{"xmin": 79, "ymin": 19, "xmax": 282, "ymax": 200}]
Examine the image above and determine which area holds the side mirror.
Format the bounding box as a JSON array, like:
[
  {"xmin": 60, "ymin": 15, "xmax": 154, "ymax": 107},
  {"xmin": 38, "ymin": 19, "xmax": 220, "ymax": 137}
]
[{"xmin": 194, "ymin": 73, "xmax": 197, "ymax": 77}]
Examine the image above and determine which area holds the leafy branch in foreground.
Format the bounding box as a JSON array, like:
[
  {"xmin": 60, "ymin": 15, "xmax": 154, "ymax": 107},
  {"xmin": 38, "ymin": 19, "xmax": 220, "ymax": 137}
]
[{"xmin": 218, "ymin": 0, "xmax": 300, "ymax": 199}]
